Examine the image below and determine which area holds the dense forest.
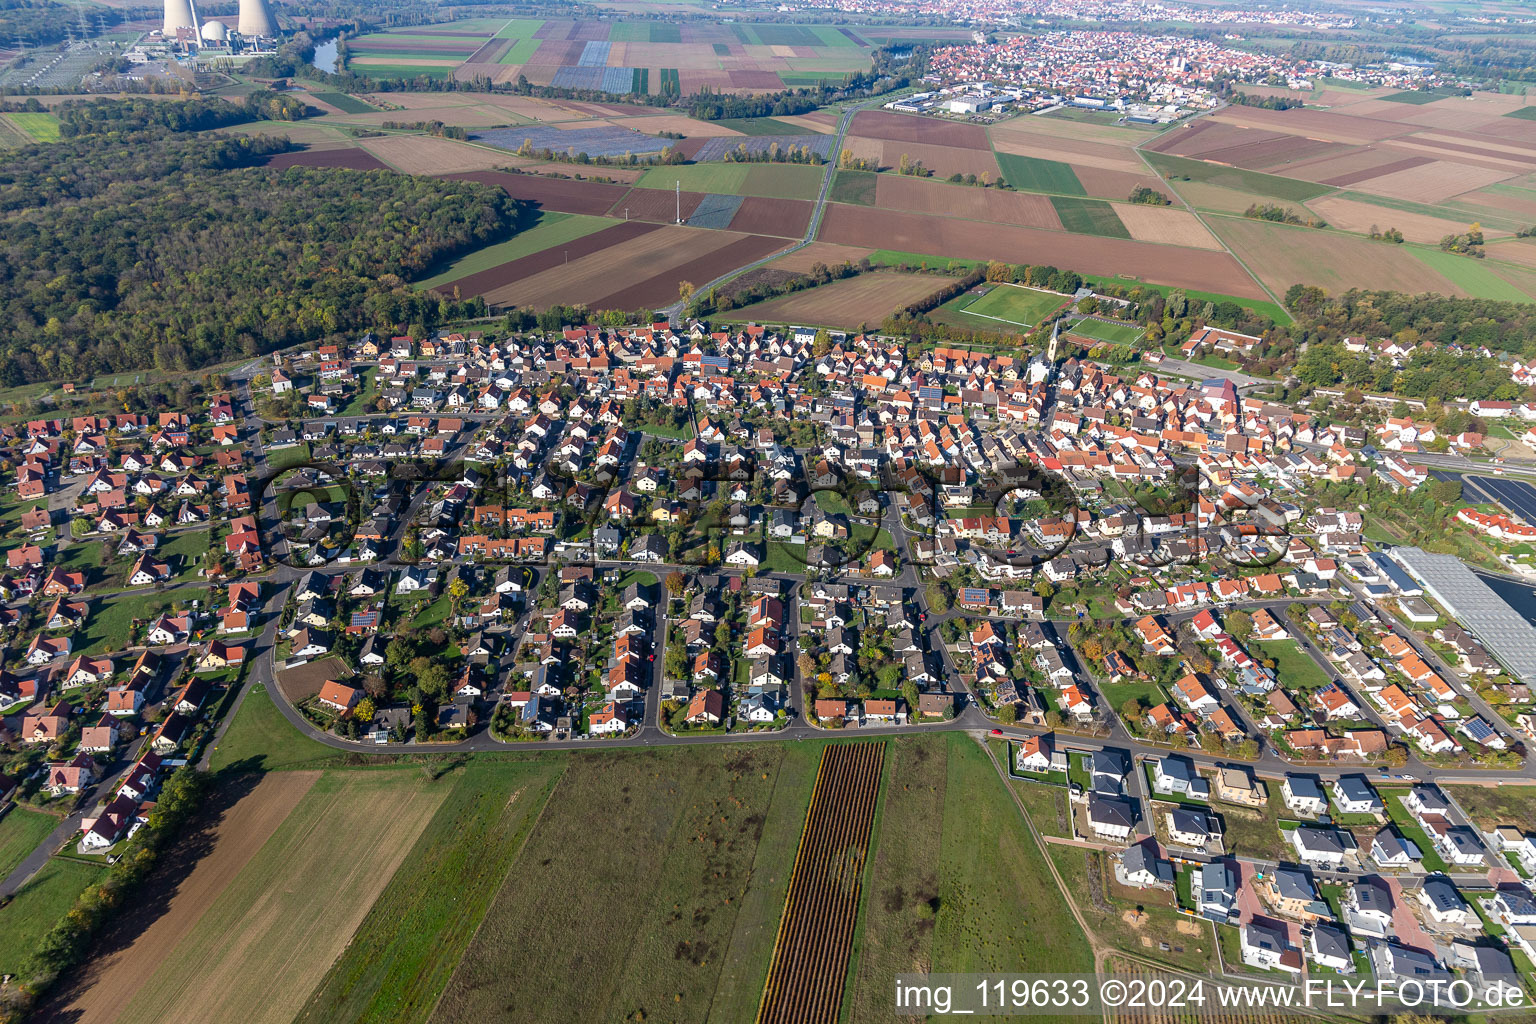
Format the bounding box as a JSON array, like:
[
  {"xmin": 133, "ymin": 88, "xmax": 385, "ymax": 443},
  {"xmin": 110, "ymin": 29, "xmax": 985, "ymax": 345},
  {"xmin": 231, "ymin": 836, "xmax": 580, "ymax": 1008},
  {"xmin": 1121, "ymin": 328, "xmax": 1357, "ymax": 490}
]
[
  {"xmin": 1286, "ymin": 285, "xmax": 1536, "ymax": 356},
  {"xmin": 0, "ymin": 99, "xmax": 516, "ymax": 383},
  {"xmin": 0, "ymin": 0, "xmax": 127, "ymax": 49}
]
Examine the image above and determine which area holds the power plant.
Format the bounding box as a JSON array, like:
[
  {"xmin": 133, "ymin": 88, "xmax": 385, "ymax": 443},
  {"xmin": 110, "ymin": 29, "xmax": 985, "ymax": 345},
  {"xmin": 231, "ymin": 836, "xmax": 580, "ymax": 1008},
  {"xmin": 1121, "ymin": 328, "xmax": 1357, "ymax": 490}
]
[
  {"xmin": 162, "ymin": 0, "xmax": 197, "ymax": 37},
  {"xmin": 237, "ymin": 0, "xmax": 276, "ymax": 39}
]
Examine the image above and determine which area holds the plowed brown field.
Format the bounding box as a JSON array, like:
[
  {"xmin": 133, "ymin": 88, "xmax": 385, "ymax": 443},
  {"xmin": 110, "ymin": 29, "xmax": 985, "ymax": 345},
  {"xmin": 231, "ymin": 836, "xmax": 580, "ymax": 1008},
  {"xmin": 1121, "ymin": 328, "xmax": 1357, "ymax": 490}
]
[
  {"xmin": 820, "ymin": 204, "xmax": 1267, "ymax": 298},
  {"xmin": 266, "ymin": 147, "xmax": 388, "ymax": 171},
  {"xmin": 608, "ymin": 186, "xmax": 707, "ymax": 222},
  {"xmin": 849, "ymin": 110, "xmax": 990, "ymax": 149},
  {"xmin": 591, "ymin": 233, "xmax": 787, "ymax": 310},
  {"xmin": 728, "ymin": 270, "xmax": 948, "ymax": 328},
  {"xmin": 440, "ymin": 170, "xmax": 632, "ymax": 214},
  {"xmin": 434, "ymin": 220, "xmax": 659, "ymax": 299},
  {"xmin": 40, "ymin": 772, "xmax": 321, "ymax": 1024},
  {"xmin": 727, "ymin": 196, "xmax": 813, "ymax": 237},
  {"xmin": 757, "ymin": 742, "xmax": 884, "ymax": 1024},
  {"xmin": 872, "ymin": 174, "xmax": 1062, "ymax": 229}
]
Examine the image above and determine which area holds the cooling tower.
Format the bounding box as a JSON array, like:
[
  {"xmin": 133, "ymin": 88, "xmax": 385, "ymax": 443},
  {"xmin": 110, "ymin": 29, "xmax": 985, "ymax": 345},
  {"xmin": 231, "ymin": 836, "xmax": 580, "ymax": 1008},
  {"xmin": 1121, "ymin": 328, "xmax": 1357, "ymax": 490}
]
[
  {"xmin": 163, "ymin": 0, "xmax": 196, "ymax": 36},
  {"xmin": 237, "ymin": 0, "xmax": 276, "ymax": 37}
]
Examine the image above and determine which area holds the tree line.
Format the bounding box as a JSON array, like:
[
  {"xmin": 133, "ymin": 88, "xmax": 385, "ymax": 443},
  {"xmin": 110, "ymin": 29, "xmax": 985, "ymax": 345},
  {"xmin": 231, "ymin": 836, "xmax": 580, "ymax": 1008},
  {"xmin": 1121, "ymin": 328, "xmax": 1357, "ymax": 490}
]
[{"xmin": 0, "ymin": 98, "xmax": 515, "ymax": 383}]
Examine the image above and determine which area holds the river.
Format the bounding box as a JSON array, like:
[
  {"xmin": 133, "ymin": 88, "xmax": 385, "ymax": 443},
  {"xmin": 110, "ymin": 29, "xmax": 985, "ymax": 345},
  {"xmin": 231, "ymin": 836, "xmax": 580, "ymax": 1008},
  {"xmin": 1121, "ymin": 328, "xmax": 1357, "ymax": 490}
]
[{"xmin": 310, "ymin": 39, "xmax": 339, "ymax": 74}]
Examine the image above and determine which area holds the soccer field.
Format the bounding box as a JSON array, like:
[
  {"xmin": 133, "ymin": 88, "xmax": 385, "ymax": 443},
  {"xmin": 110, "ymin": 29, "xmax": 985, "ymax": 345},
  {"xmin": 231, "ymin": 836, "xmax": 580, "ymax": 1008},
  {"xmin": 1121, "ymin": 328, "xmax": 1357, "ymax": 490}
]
[
  {"xmin": 1067, "ymin": 316, "xmax": 1144, "ymax": 344},
  {"xmin": 957, "ymin": 284, "xmax": 1068, "ymax": 326}
]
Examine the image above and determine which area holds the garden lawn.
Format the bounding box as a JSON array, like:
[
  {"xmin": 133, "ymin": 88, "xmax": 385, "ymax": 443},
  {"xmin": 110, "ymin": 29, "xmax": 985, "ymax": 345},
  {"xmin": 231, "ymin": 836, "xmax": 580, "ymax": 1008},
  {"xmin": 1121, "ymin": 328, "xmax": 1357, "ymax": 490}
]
[
  {"xmin": 1257, "ymin": 640, "xmax": 1332, "ymax": 689},
  {"xmin": 76, "ymin": 590, "xmax": 191, "ymax": 656},
  {"xmin": 207, "ymin": 683, "xmax": 340, "ymax": 773}
]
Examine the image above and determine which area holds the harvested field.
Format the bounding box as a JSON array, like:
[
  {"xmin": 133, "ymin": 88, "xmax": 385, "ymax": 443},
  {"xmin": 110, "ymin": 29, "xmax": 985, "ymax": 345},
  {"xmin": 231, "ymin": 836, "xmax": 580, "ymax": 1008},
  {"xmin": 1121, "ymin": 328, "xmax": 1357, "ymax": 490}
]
[
  {"xmin": 485, "ymin": 225, "xmax": 761, "ymax": 308},
  {"xmin": 989, "ymin": 124, "xmax": 1143, "ymax": 170},
  {"xmin": 870, "ymin": 139, "xmax": 1000, "ymax": 179},
  {"xmin": 433, "ymin": 220, "xmax": 658, "ymax": 299},
  {"xmin": 1315, "ymin": 153, "xmax": 1432, "ymax": 187},
  {"xmin": 608, "ymin": 185, "xmax": 707, "ymax": 222},
  {"xmin": 431, "ymin": 745, "xmax": 813, "ymax": 1024},
  {"xmin": 757, "ymin": 742, "xmax": 884, "ymax": 1024},
  {"xmin": 440, "ymin": 169, "xmax": 631, "ymax": 214},
  {"xmin": 1280, "ymin": 146, "xmax": 1421, "ymax": 184},
  {"xmin": 1144, "ymin": 151, "xmax": 1329, "ymax": 202},
  {"xmin": 726, "ymin": 271, "xmax": 951, "ymax": 328},
  {"xmin": 111, "ymin": 770, "xmax": 446, "ymax": 1024},
  {"xmin": 1113, "ymin": 204, "xmax": 1223, "ymax": 249},
  {"xmin": 1307, "ymin": 194, "xmax": 1490, "ymax": 244},
  {"xmin": 1211, "ymin": 216, "xmax": 1458, "ymax": 296},
  {"xmin": 1210, "ymin": 105, "xmax": 1405, "ymax": 145},
  {"xmin": 357, "ymin": 134, "xmax": 518, "ymax": 174},
  {"xmin": 768, "ymin": 242, "xmax": 872, "ymax": 272},
  {"xmin": 1487, "ymin": 239, "xmax": 1536, "ymax": 270},
  {"xmin": 1351, "ymin": 159, "xmax": 1512, "ymax": 203},
  {"xmin": 873, "ymin": 174, "xmax": 1062, "ymax": 229},
  {"xmin": 849, "ymin": 109, "xmax": 989, "ymax": 149},
  {"xmin": 275, "ymin": 655, "xmax": 350, "ymax": 702},
  {"xmin": 589, "ymin": 233, "xmax": 787, "ymax": 310},
  {"xmin": 44, "ymin": 772, "xmax": 321, "ymax": 1024},
  {"xmin": 294, "ymin": 762, "xmax": 564, "ymax": 1024},
  {"xmin": 727, "ymin": 196, "xmax": 812, "ymax": 236},
  {"xmin": 417, "ymin": 211, "xmax": 612, "ymax": 289},
  {"xmin": 265, "ymin": 147, "xmax": 389, "ymax": 171},
  {"xmin": 1075, "ymin": 166, "xmax": 1168, "ymax": 201},
  {"xmin": 818, "ymin": 204, "xmax": 1268, "ymax": 298},
  {"xmin": 1175, "ymin": 180, "xmax": 1289, "ymax": 214},
  {"xmin": 771, "ymin": 114, "xmax": 837, "ymax": 135}
]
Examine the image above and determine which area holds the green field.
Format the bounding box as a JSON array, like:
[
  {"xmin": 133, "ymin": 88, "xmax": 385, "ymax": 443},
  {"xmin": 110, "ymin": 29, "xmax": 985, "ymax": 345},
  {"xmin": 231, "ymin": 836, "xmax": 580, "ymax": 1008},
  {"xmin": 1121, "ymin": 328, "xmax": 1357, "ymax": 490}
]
[
  {"xmin": 743, "ymin": 163, "xmax": 824, "ymax": 198},
  {"xmin": 75, "ymin": 589, "xmax": 189, "ymax": 655},
  {"xmin": 1068, "ymin": 316, "xmax": 1144, "ymax": 344},
  {"xmin": 0, "ymin": 806, "xmax": 56, "ymax": 880},
  {"xmin": 1445, "ymin": 784, "xmax": 1536, "ymax": 831},
  {"xmin": 416, "ymin": 212, "xmax": 610, "ymax": 289},
  {"xmin": 1507, "ymin": 106, "xmax": 1536, "ymax": 121},
  {"xmin": 346, "ymin": 63, "xmax": 459, "ymax": 79},
  {"xmin": 1412, "ymin": 245, "xmax": 1536, "ymax": 301},
  {"xmin": 1080, "ymin": 273, "xmax": 1293, "ymax": 326},
  {"xmin": 1380, "ymin": 90, "xmax": 1445, "ymax": 104},
  {"xmin": 955, "ymin": 284, "xmax": 1069, "ymax": 326},
  {"xmin": 5, "ymin": 112, "xmax": 59, "ymax": 142},
  {"xmin": 1147, "ymin": 151, "xmax": 1332, "ymax": 203},
  {"xmin": 994, "ymin": 152, "xmax": 1085, "ymax": 195},
  {"xmin": 295, "ymin": 760, "xmax": 565, "ymax": 1024},
  {"xmin": 868, "ymin": 247, "xmax": 981, "ymax": 272},
  {"xmin": 1257, "ymin": 640, "xmax": 1331, "ymax": 690},
  {"xmin": 1051, "ymin": 195, "xmax": 1131, "ymax": 238},
  {"xmin": 308, "ymin": 92, "xmax": 377, "ymax": 114},
  {"xmin": 207, "ymin": 683, "xmax": 341, "ymax": 773},
  {"xmin": 636, "ymin": 160, "xmax": 824, "ymax": 199},
  {"xmin": 829, "ymin": 168, "xmax": 878, "ymax": 205},
  {"xmin": 0, "ymin": 859, "xmax": 104, "ymax": 974},
  {"xmin": 710, "ymin": 116, "xmax": 809, "ymax": 136},
  {"xmin": 612, "ymin": 22, "xmax": 682, "ymax": 42}
]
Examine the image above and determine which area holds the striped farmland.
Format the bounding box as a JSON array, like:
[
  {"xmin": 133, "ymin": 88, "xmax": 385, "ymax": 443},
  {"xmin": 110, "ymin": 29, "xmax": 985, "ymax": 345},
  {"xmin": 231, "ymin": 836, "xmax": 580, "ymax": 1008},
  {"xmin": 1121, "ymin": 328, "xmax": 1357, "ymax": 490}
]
[{"xmin": 756, "ymin": 741, "xmax": 884, "ymax": 1024}]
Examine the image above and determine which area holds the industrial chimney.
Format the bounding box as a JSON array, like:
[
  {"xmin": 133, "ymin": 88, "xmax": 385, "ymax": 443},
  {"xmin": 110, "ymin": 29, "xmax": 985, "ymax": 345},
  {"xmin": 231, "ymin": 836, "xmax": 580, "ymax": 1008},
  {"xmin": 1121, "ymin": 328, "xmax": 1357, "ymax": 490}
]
[
  {"xmin": 237, "ymin": 0, "xmax": 276, "ymax": 38},
  {"xmin": 163, "ymin": 0, "xmax": 196, "ymax": 36}
]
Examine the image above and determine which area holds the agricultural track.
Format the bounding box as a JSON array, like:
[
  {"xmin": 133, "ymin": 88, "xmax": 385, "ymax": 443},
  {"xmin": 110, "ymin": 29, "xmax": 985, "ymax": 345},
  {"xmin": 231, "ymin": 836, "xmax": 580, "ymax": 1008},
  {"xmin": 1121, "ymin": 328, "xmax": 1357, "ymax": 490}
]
[{"xmin": 756, "ymin": 741, "xmax": 885, "ymax": 1024}]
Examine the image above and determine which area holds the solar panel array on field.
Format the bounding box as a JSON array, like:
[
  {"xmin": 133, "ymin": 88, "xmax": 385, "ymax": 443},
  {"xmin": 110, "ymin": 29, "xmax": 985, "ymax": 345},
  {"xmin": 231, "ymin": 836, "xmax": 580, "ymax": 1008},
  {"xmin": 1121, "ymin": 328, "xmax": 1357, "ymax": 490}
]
[
  {"xmin": 549, "ymin": 66, "xmax": 637, "ymax": 93},
  {"xmin": 695, "ymin": 134, "xmax": 835, "ymax": 161},
  {"xmin": 686, "ymin": 193, "xmax": 746, "ymax": 229},
  {"xmin": 471, "ymin": 125, "xmax": 669, "ymax": 156}
]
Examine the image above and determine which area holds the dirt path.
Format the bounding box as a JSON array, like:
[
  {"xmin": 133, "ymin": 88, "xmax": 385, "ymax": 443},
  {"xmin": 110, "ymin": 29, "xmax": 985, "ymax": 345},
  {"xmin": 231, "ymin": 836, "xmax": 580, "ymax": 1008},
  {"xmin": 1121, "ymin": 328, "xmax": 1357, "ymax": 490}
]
[{"xmin": 40, "ymin": 771, "xmax": 321, "ymax": 1024}]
